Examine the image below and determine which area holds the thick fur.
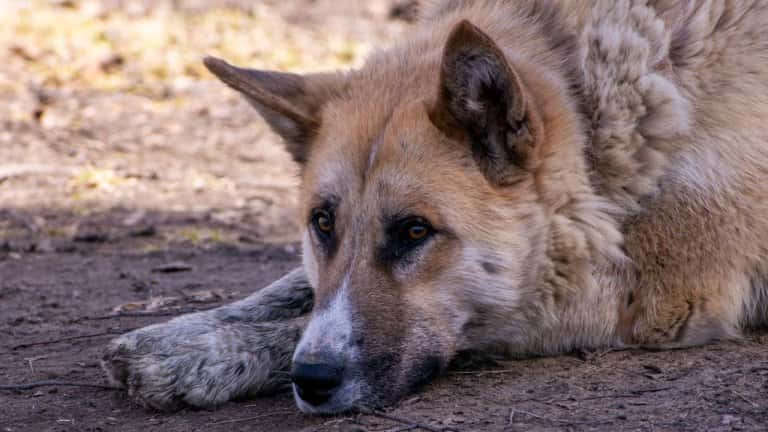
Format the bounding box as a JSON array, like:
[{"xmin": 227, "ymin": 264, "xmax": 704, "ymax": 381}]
[{"xmin": 104, "ymin": 0, "xmax": 768, "ymax": 413}]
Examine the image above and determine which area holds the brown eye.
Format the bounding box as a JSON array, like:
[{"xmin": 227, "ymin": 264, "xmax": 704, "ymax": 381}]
[
  {"xmin": 382, "ymin": 216, "xmax": 434, "ymax": 262},
  {"xmin": 313, "ymin": 209, "xmax": 333, "ymax": 234},
  {"xmin": 408, "ymin": 224, "xmax": 428, "ymax": 240},
  {"xmin": 399, "ymin": 218, "xmax": 432, "ymax": 245}
]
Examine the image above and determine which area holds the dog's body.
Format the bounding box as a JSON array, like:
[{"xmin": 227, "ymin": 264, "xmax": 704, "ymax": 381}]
[{"xmin": 104, "ymin": 0, "xmax": 768, "ymax": 413}]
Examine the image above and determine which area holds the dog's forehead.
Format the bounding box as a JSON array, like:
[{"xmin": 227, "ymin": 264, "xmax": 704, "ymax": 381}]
[{"xmin": 302, "ymin": 97, "xmax": 443, "ymax": 204}]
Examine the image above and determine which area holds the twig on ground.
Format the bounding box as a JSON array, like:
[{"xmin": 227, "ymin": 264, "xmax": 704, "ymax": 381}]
[
  {"xmin": 507, "ymin": 408, "xmax": 515, "ymax": 426},
  {"xmin": 357, "ymin": 408, "xmax": 457, "ymax": 432},
  {"xmin": 205, "ymin": 410, "xmax": 295, "ymax": 426},
  {"xmin": 321, "ymin": 417, "xmax": 351, "ymax": 428},
  {"xmin": 509, "ymin": 408, "xmax": 608, "ymax": 425},
  {"xmin": 11, "ymin": 329, "xmax": 136, "ymax": 350},
  {"xmin": 24, "ymin": 355, "xmax": 47, "ymax": 373},
  {"xmin": 449, "ymin": 369, "xmax": 517, "ymax": 375},
  {"xmin": 0, "ymin": 380, "xmax": 119, "ymax": 391},
  {"xmin": 731, "ymin": 389, "xmax": 759, "ymax": 407},
  {"xmin": 573, "ymin": 386, "xmax": 674, "ymax": 402},
  {"xmin": 630, "ymin": 386, "xmax": 673, "ymax": 395},
  {"xmin": 499, "ymin": 385, "xmax": 675, "ymax": 408}
]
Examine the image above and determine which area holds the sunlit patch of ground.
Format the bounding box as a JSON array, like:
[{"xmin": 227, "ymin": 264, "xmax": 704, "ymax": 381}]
[{"xmin": 0, "ymin": 0, "xmax": 403, "ymax": 246}]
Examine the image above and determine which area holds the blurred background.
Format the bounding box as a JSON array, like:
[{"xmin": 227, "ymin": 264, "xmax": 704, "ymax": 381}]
[{"xmin": 0, "ymin": 0, "xmax": 414, "ymax": 253}]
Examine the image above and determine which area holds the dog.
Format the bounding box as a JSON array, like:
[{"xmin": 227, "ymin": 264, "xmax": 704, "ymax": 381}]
[{"xmin": 103, "ymin": 0, "xmax": 768, "ymax": 414}]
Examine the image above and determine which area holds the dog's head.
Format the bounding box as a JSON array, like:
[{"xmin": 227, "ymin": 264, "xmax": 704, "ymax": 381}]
[{"xmin": 206, "ymin": 20, "xmax": 585, "ymax": 413}]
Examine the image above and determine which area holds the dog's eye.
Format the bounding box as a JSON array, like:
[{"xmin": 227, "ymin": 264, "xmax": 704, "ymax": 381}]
[
  {"xmin": 406, "ymin": 223, "xmax": 429, "ymax": 241},
  {"xmin": 312, "ymin": 209, "xmax": 334, "ymax": 235},
  {"xmin": 380, "ymin": 216, "xmax": 435, "ymax": 263},
  {"xmin": 398, "ymin": 218, "xmax": 433, "ymax": 245}
]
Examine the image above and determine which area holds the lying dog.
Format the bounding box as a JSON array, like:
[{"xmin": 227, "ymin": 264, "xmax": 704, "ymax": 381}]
[{"xmin": 103, "ymin": 0, "xmax": 768, "ymax": 414}]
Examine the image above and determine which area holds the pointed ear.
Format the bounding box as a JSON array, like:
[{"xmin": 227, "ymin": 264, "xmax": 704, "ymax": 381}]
[
  {"xmin": 203, "ymin": 56, "xmax": 345, "ymax": 163},
  {"xmin": 429, "ymin": 20, "xmax": 538, "ymax": 185}
]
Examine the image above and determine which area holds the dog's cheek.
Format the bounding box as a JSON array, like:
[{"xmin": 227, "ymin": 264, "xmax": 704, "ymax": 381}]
[
  {"xmin": 351, "ymin": 309, "xmax": 449, "ymax": 406},
  {"xmin": 396, "ymin": 324, "xmax": 452, "ymax": 398}
]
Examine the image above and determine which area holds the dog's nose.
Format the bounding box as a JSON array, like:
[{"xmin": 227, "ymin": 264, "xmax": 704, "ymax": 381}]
[{"xmin": 291, "ymin": 361, "xmax": 344, "ymax": 406}]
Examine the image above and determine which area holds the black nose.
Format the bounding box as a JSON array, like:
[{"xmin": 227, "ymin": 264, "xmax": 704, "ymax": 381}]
[{"xmin": 291, "ymin": 361, "xmax": 344, "ymax": 406}]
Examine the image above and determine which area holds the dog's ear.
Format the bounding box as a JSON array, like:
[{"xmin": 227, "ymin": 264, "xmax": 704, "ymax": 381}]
[
  {"xmin": 430, "ymin": 20, "xmax": 538, "ymax": 185},
  {"xmin": 204, "ymin": 56, "xmax": 345, "ymax": 164}
]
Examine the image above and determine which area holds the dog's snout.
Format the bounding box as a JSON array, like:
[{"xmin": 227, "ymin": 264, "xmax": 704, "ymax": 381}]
[{"xmin": 291, "ymin": 361, "xmax": 344, "ymax": 406}]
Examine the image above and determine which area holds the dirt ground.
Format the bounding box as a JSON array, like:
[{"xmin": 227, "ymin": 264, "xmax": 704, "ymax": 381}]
[{"xmin": 1, "ymin": 1, "xmax": 767, "ymax": 431}]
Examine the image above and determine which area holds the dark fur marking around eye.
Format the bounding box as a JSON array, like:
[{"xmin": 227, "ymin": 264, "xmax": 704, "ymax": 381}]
[
  {"xmin": 310, "ymin": 195, "xmax": 340, "ymax": 258},
  {"xmin": 377, "ymin": 216, "xmax": 434, "ymax": 266}
]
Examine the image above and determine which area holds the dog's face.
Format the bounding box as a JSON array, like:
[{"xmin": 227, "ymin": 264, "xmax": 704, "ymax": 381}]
[
  {"xmin": 206, "ymin": 21, "xmax": 576, "ymax": 413},
  {"xmin": 290, "ymin": 98, "xmax": 548, "ymax": 413}
]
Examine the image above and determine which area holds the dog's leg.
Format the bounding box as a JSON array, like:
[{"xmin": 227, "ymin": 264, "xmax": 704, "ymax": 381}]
[
  {"xmin": 616, "ymin": 194, "xmax": 754, "ymax": 349},
  {"xmin": 102, "ymin": 267, "xmax": 312, "ymax": 411}
]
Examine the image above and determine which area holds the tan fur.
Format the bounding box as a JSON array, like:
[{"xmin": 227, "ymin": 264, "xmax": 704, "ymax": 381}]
[{"xmin": 104, "ymin": 0, "xmax": 768, "ymax": 413}]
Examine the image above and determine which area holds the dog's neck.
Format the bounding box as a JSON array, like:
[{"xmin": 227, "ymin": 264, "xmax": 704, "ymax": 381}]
[
  {"xmin": 535, "ymin": 0, "xmax": 693, "ymax": 351},
  {"xmin": 423, "ymin": 1, "xmax": 693, "ymax": 353}
]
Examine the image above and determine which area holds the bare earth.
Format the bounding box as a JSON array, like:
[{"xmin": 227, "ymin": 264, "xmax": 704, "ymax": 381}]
[{"xmin": 1, "ymin": 1, "xmax": 766, "ymax": 431}]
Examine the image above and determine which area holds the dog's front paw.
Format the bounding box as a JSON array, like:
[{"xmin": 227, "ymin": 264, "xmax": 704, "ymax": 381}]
[
  {"xmin": 102, "ymin": 316, "xmax": 303, "ymax": 411},
  {"xmin": 103, "ymin": 325, "xmax": 193, "ymax": 411}
]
